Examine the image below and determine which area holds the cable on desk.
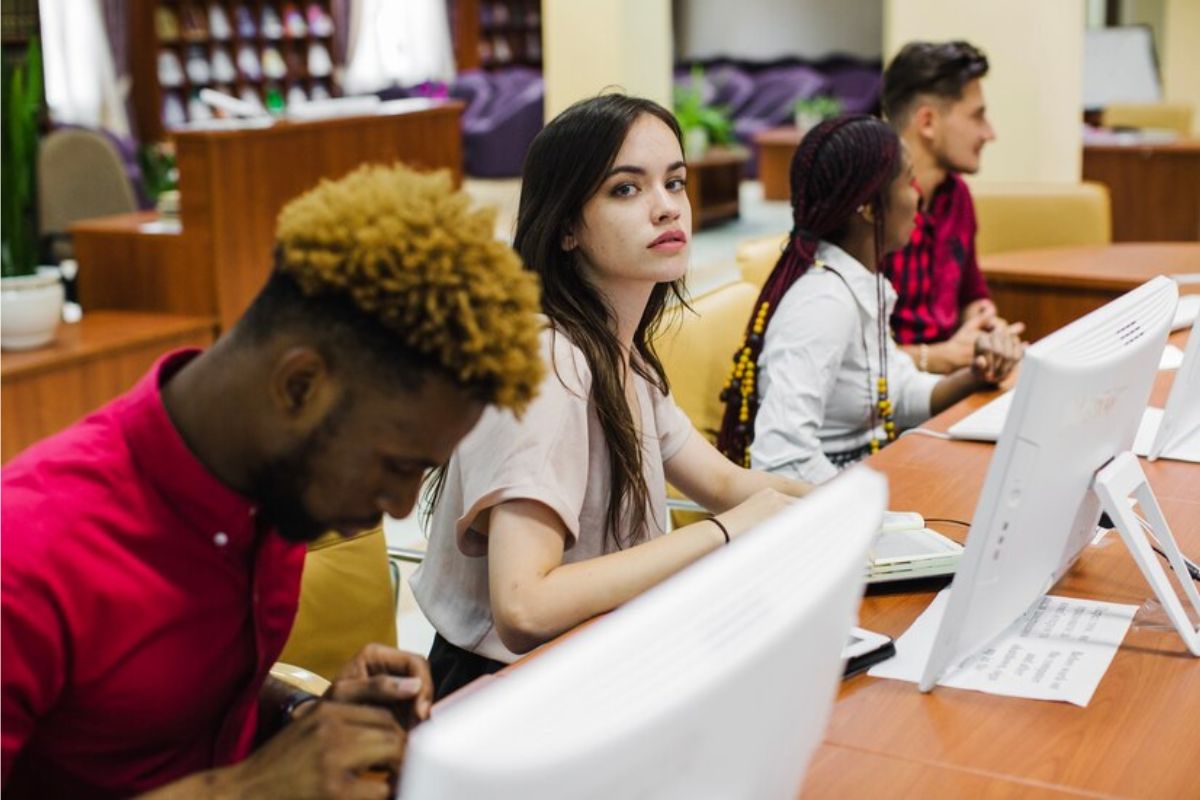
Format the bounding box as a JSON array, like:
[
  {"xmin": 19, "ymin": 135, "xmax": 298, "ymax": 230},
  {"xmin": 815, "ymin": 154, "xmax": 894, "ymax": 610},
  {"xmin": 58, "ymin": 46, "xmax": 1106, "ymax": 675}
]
[{"xmin": 923, "ymin": 518, "xmax": 970, "ymax": 528}]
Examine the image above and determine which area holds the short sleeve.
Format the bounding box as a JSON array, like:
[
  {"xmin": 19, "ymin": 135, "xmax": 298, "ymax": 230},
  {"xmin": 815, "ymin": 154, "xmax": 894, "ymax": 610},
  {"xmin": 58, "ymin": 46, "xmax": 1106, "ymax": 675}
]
[
  {"xmin": 452, "ymin": 330, "xmax": 593, "ymax": 555},
  {"xmin": 653, "ymin": 388, "xmax": 694, "ymax": 463}
]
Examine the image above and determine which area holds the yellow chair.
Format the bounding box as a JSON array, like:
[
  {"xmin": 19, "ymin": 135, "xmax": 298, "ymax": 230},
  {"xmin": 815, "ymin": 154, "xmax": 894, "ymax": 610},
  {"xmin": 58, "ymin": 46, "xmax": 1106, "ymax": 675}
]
[
  {"xmin": 1102, "ymin": 103, "xmax": 1194, "ymax": 136},
  {"xmin": 735, "ymin": 233, "xmax": 789, "ymax": 288},
  {"xmin": 971, "ymin": 181, "xmax": 1111, "ymax": 256},
  {"xmin": 277, "ymin": 527, "xmax": 398, "ymax": 681},
  {"xmin": 659, "ymin": 280, "xmax": 761, "ymax": 525},
  {"xmin": 660, "ymin": 281, "xmax": 761, "ymax": 443}
]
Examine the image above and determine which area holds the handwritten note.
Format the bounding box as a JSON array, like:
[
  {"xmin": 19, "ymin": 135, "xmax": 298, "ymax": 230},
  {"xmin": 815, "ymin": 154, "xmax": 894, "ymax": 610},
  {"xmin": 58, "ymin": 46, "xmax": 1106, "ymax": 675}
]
[{"xmin": 868, "ymin": 590, "xmax": 1136, "ymax": 706}]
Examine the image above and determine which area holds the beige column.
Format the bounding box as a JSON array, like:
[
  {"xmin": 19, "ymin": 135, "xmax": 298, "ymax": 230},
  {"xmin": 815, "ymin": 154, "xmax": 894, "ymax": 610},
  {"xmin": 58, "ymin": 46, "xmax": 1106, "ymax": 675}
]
[
  {"xmin": 1162, "ymin": 0, "xmax": 1200, "ymax": 134},
  {"xmin": 883, "ymin": 0, "xmax": 1086, "ymax": 182},
  {"xmin": 541, "ymin": 0, "xmax": 673, "ymax": 121}
]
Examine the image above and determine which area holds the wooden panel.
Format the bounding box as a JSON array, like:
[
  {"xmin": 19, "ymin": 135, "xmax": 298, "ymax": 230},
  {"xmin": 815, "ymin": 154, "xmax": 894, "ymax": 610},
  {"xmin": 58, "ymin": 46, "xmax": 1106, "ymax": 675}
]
[
  {"xmin": 799, "ymin": 745, "xmax": 1098, "ymax": 799},
  {"xmin": 755, "ymin": 127, "xmax": 802, "ymax": 201},
  {"xmin": 177, "ymin": 101, "xmax": 464, "ymax": 330},
  {"xmin": 72, "ymin": 212, "xmax": 215, "ymax": 316},
  {"xmin": 981, "ymin": 243, "xmax": 1200, "ymax": 341},
  {"xmin": 1083, "ymin": 140, "xmax": 1200, "ymax": 243},
  {"xmin": 69, "ymin": 102, "xmax": 463, "ymax": 331},
  {"xmin": 684, "ymin": 147, "xmax": 748, "ymax": 230},
  {"xmin": 2, "ymin": 311, "xmax": 215, "ymax": 462}
]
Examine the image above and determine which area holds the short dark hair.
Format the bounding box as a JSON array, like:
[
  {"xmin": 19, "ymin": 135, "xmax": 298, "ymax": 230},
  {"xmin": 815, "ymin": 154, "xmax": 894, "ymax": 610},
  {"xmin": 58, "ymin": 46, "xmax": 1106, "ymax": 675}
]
[
  {"xmin": 235, "ymin": 164, "xmax": 544, "ymax": 411},
  {"xmin": 882, "ymin": 40, "xmax": 989, "ymax": 126}
]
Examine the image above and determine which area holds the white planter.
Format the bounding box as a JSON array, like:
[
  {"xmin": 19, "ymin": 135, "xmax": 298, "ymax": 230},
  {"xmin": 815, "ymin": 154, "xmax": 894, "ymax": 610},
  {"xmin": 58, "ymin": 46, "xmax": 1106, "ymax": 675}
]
[
  {"xmin": 1, "ymin": 267, "xmax": 64, "ymax": 351},
  {"xmin": 684, "ymin": 126, "xmax": 709, "ymax": 159},
  {"xmin": 794, "ymin": 111, "xmax": 823, "ymax": 134}
]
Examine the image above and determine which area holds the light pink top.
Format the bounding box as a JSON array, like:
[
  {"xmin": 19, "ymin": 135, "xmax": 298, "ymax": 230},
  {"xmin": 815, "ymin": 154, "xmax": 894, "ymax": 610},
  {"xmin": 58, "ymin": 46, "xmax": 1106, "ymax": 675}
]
[{"xmin": 411, "ymin": 325, "xmax": 695, "ymax": 662}]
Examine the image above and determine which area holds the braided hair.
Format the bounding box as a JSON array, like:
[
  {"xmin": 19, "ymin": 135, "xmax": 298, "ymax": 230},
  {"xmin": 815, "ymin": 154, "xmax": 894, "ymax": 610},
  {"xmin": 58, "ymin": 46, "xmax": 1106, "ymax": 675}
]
[{"xmin": 716, "ymin": 115, "xmax": 902, "ymax": 466}]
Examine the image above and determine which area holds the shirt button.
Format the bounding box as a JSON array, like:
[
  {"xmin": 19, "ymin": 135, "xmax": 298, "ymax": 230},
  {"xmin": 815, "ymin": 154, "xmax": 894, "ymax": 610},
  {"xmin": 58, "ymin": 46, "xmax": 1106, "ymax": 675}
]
[{"xmin": 213, "ymin": 532, "xmax": 229, "ymax": 547}]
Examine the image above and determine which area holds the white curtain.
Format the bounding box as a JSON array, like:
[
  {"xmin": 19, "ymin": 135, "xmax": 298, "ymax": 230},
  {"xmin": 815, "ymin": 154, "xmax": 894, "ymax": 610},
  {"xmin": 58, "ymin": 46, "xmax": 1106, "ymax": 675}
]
[
  {"xmin": 38, "ymin": 0, "xmax": 130, "ymax": 137},
  {"xmin": 343, "ymin": 0, "xmax": 457, "ymax": 93}
]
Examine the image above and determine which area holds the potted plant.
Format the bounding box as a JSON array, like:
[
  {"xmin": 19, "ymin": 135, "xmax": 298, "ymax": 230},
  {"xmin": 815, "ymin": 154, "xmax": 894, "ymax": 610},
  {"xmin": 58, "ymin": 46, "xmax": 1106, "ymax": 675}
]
[
  {"xmin": 673, "ymin": 66, "xmax": 734, "ymax": 159},
  {"xmin": 2, "ymin": 36, "xmax": 62, "ymax": 351},
  {"xmin": 794, "ymin": 94, "xmax": 843, "ymax": 133}
]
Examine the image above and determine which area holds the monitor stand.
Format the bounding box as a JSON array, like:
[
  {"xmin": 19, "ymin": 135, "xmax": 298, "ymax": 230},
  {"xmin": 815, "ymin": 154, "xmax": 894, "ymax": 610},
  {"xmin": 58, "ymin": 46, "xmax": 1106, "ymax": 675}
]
[{"xmin": 1093, "ymin": 451, "xmax": 1200, "ymax": 656}]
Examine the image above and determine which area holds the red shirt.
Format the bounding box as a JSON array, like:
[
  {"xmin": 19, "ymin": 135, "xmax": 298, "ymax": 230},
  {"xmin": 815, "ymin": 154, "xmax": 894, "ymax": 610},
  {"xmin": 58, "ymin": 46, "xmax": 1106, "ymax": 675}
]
[
  {"xmin": 1, "ymin": 350, "xmax": 306, "ymax": 798},
  {"xmin": 883, "ymin": 173, "xmax": 991, "ymax": 345}
]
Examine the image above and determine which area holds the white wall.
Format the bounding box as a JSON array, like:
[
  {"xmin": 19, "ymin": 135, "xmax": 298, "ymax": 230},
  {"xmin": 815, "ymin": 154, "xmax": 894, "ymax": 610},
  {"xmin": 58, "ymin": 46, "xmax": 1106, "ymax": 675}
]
[
  {"xmin": 676, "ymin": 0, "xmax": 883, "ymax": 61},
  {"xmin": 543, "ymin": 0, "xmax": 674, "ymax": 120},
  {"xmin": 1162, "ymin": 0, "xmax": 1200, "ymax": 134}
]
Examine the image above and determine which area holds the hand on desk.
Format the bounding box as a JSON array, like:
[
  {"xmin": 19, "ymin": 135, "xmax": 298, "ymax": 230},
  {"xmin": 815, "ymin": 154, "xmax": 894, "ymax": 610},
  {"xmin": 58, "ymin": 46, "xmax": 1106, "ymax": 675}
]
[
  {"xmin": 972, "ymin": 320, "xmax": 1025, "ymax": 385},
  {"xmin": 232, "ymin": 645, "xmax": 432, "ymax": 799}
]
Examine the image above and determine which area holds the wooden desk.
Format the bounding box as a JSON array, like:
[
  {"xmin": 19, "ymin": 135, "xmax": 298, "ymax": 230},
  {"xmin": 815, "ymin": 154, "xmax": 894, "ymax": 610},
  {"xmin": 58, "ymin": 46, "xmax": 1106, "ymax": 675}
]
[
  {"xmin": 754, "ymin": 126, "xmax": 803, "ymax": 202},
  {"xmin": 684, "ymin": 146, "xmax": 749, "ymax": 229},
  {"xmin": 804, "ymin": 329, "xmax": 1200, "ymax": 799},
  {"xmin": 1083, "ymin": 139, "xmax": 1200, "ymax": 242},
  {"xmin": 981, "ymin": 242, "xmax": 1200, "ymax": 341},
  {"xmin": 72, "ymin": 100, "xmax": 463, "ymax": 330},
  {"xmin": 1, "ymin": 311, "xmax": 215, "ymax": 462}
]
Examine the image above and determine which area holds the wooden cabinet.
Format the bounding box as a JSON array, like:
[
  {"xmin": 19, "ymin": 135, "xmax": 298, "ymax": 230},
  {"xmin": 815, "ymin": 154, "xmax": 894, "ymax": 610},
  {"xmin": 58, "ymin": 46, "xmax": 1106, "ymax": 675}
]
[{"xmin": 72, "ymin": 100, "xmax": 464, "ymax": 330}]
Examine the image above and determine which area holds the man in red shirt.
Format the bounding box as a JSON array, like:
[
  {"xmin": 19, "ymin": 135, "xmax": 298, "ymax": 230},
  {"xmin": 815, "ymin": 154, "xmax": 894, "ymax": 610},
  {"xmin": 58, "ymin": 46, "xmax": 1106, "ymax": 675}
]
[
  {"xmin": 881, "ymin": 40, "xmax": 1025, "ymax": 377},
  {"xmin": 1, "ymin": 165, "xmax": 544, "ymax": 798}
]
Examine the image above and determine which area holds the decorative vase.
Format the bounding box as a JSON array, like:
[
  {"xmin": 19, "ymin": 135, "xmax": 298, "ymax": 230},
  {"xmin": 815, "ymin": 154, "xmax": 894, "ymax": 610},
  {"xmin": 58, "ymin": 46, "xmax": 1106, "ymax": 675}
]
[
  {"xmin": 1, "ymin": 266, "xmax": 64, "ymax": 351},
  {"xmin": 684, "ymin": 126, "xmax": 709, "ymax": 160},
  {"xmin": 794, "ymin": 111, "xmax": 822, "ymax": 134}
]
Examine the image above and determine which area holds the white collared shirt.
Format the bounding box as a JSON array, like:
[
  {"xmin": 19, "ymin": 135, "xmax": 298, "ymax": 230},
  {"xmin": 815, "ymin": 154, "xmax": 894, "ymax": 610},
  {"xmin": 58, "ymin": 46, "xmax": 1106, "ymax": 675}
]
[{"xmin": 750, "ymin": 241, "xmax": 940, "ymax": 483}]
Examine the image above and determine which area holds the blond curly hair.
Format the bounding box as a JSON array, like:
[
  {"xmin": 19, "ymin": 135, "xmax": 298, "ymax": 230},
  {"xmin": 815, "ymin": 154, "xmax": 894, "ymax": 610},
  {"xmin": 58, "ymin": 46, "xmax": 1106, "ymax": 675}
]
[{"xmin": 273, "ymin": 163, "xmax": 543, "ymax": 412}]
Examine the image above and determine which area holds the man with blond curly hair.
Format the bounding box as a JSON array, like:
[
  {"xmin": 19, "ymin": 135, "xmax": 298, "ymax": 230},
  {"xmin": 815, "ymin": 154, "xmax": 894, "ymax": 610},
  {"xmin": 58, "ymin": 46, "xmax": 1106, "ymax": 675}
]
[{"xmin": 1, "ymin": 164, "xmax": 544, "ymax": 799}]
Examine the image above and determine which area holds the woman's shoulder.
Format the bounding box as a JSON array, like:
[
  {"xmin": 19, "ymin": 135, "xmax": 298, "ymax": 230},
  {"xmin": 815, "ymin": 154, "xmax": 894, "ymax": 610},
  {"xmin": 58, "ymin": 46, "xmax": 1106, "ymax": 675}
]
[
  {"xmin": 776, "ymin": 262, "xmax": 858, "ymax": 316},
  {"xmin": 539, "ymin": 324, "xmax": 593, "ymax": 398}
]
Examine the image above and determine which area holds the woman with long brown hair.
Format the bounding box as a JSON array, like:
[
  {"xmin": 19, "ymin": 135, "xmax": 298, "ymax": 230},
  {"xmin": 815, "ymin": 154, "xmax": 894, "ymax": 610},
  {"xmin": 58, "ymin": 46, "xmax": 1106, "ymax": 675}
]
[
  {"xmin": 413, "ymin": 94, "xmax": 810, "ymax": 700},
  {"xmin": 717, "ymin": 115, "xmax": 1019, "ymax": 482}
]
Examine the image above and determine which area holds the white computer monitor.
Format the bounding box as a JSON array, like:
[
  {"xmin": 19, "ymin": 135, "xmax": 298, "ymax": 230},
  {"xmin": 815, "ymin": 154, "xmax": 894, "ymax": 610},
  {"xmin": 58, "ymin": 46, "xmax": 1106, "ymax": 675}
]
[
  {"xmin": 1140, "ymin": 310, "xmax": 1200, "ymax": 461},
  {"xmin": 400, "ymin": 468, "xmax": 887, "ymax": 800},
  {"xmin": 1083, "ymin": 26, "xmax": 1162, "ymax": 110},
  {"xmin": 920, "ymin": 276, "xmax": 1181, "ymax": 692}
]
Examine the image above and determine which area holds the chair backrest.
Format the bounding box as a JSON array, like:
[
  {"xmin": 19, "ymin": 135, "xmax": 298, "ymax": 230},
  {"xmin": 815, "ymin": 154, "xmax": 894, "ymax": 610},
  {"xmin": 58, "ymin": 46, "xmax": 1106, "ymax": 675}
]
[
  {"xmin": 1101, "ymin": 102, "xmax": 1194, "ymax": 136},
  {"xmin": 37, "ymin": 128, "xmax": 139, "ymax": 239},
  {"xmin": 736, "ymin": 232, "xmax": 789, "ymax": 287},
  {"xmin": 277, "ymin": 527, "xmax": 398, "ymax": 680},
  {"xmin": 972, "ymin": 181, "xmax": 1112, "ymax": 256},
  {"xmin": 658, "ymin": 281, "xmax": 760, "ymax": 441}
]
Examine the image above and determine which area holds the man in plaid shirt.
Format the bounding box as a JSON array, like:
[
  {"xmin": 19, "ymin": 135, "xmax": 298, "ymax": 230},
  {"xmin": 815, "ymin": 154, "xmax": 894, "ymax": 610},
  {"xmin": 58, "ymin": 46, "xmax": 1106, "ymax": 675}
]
[{"xmin": 881, "ymin": 41, "xmax": 1025, "ymax": 375}]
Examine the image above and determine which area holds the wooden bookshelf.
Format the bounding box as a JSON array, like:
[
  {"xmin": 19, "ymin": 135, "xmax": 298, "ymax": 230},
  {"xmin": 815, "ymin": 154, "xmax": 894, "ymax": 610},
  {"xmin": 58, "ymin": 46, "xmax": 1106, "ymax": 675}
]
[{"xmin": 129, "ymin": 0, "xmax": 346, "ymax": 141}]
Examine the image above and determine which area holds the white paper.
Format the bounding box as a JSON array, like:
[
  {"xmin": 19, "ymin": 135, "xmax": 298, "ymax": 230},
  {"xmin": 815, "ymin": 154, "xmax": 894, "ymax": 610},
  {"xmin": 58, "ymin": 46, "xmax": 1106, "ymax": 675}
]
[
  {"xmin": 869, "ymin": 590, "xmax": 1136, "ymax": 706},
  {"xmin": 1159, "ymin": 344, "xmax": 1184, "ymax": 370},
  {"xmin": 138, "ymin": 219, "xmax": 182, "ymax": 235}
]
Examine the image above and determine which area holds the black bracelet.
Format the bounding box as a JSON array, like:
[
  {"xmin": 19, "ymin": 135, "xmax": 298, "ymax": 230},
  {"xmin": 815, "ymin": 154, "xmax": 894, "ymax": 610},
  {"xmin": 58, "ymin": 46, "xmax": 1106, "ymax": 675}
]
[
  {"xmin": 282, "ymin": 690, "xmax": 320, "ymax": 723},
  {"xmin": 708, "ymin": 516, "xmax": 731, "ymax": 544}
]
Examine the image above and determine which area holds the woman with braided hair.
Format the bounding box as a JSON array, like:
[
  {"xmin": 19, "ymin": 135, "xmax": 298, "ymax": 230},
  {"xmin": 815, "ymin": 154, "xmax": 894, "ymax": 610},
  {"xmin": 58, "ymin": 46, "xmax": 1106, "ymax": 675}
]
[
  {"xmin": 414, "ymin": 94, "xmax": 812, "ymax": 700},
  {"xmin": 717, "ymin": 115, "xmax": 1017, "ymax": 483}
]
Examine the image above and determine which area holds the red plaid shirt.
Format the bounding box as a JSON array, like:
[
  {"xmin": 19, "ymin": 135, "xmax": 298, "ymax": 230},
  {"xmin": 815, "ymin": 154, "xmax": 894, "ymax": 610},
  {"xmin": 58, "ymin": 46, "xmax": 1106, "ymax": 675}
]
[{"xmin": 883, "ymin": 173, "xmax": 991, "ymax": 345}]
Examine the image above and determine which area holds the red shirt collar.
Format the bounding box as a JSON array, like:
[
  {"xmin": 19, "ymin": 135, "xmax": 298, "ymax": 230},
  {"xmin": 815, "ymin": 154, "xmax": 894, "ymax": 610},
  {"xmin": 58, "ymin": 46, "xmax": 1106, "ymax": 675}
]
[{"xmin": 118, "ymin": 349, "xmax": 268, "ymax": 560}]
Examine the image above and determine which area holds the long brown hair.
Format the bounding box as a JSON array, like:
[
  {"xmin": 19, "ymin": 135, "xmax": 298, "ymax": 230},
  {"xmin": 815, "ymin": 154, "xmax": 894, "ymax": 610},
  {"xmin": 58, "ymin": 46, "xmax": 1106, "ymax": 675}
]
[
  {"xmin": 716, "ymin": 115, "xmax": 902, "ymax": 466},
  {"xmin": 514, "ymin": 93, "xmax": 687, "ymax": 548}
]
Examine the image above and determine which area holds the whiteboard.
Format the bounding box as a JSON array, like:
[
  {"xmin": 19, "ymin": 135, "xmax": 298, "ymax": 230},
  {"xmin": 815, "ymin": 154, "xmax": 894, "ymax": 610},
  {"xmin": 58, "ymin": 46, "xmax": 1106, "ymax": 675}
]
[{"xmin": 1082, "ymin": 26, "xmax": 1162, "ymax": 109}]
